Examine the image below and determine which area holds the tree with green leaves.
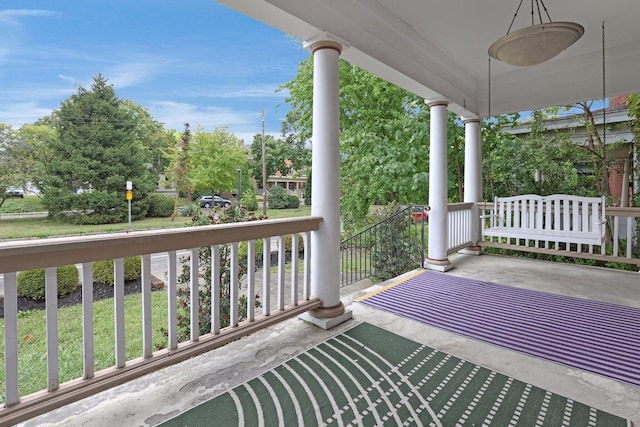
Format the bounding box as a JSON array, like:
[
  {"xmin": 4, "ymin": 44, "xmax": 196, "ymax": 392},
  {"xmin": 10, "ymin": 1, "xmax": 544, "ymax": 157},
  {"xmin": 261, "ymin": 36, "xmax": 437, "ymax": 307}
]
[
  {"xmin": 165, "ymin": 124, "xmax": 194, "ymax": 199},
  {"xmin": 43, "ymin": 74, "xmax": 157, "ymax": 224},
  {"xmin": 249, "ymin": 133, "xmax": 309, "ymax": 186},
  {"xmin": 122, "ymin": 100, "xmax": 174, "ymax": 179},
  {"xmin": 189, "ymin": 126, "xmax": 247, "ymax": 197},
  {"xmin": 0, "ymin": 124, "xmax": 20, "ymax": 209},
  {"xmin": 483, "ymin": 108, "xmax": 600, "ymax": 200},
  {"xmin": 481, "ymin": 114, "xmax": 521, "ymax": 200},
  {"xmin": 249, "ymin": 134, "xmax": 283, "ymax": 186},
  {"xmin": 164, "ymin": 124, "xmax": 194, "ymax": 219},
  {"xmin": 13, "ymin": 123, "xmax": 58, "ymax": 195},
  {"xmin": 239, "ymin": 165, "xmax": 258, "ymax": 211},
  {"xmin": 280, "ymin": 57, "xmax": 434, "ymax": 229}
]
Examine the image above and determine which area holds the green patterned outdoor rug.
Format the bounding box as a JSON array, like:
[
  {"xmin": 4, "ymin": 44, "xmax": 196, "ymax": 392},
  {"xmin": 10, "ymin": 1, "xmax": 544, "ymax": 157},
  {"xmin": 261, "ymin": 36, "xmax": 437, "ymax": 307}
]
[{"xmin": 162, "ymin": 322, "xmax": 628, "ymax": 426}]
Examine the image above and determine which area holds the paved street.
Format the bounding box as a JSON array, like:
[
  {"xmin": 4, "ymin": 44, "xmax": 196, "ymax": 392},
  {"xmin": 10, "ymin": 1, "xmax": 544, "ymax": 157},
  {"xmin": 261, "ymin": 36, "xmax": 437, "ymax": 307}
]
[
  {"xmin": 0, "ymin": 251, "xmax": 187, "ymax": 298},
  {"xmin": 0, "ymin": 211, "xmax": 48, "ymax": 220}
]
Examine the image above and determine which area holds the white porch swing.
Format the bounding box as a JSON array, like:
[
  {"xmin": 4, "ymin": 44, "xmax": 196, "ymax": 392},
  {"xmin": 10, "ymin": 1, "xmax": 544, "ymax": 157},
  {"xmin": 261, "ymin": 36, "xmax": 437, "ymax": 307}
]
[{"xmin": 481, "ymin": 1, "xmax": 614, "ymax": 260}]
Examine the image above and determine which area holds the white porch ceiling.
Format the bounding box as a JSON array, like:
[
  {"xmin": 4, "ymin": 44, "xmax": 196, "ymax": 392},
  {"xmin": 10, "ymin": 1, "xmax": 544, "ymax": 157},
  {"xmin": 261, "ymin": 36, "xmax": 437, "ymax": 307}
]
[{"xmin": 214, "ymin": 0, "xmax": 640, "ymax": 117}]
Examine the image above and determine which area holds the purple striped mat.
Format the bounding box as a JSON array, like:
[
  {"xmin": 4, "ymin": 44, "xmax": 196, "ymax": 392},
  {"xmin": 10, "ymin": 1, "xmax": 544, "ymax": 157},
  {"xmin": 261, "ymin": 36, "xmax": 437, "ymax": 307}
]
[{"xmin": 360, "ymin": 270, "xmax": 640, "ymax": 387}]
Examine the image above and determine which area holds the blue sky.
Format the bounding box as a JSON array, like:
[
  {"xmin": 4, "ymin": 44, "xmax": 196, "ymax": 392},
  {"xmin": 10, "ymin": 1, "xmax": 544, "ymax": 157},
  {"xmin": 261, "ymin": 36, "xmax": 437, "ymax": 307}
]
[{"xmin": 0, "ymin": 1, "xmax": 310, "ymax": 143}]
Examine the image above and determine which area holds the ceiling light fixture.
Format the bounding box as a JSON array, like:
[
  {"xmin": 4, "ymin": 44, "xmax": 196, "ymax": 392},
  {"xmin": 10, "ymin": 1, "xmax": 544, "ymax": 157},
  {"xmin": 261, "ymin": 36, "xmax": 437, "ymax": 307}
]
[{"xmin": 488, "ymin": 0, "xmax": 584, "ymax": 66}]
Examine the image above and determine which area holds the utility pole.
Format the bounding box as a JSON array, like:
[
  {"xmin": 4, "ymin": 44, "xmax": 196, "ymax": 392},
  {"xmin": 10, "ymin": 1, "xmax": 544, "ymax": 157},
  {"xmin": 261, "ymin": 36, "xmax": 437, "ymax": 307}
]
[{"xmin": 261, "ymin": 109, "xmax": 267, "ymax": 216}]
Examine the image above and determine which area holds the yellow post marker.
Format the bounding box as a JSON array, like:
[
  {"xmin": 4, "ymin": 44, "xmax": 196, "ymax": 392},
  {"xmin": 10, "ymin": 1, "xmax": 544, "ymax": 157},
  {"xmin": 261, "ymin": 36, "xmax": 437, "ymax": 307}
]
[{"xmin": 126, "ymin": 182, "xmax": 133, "ymax": 231}]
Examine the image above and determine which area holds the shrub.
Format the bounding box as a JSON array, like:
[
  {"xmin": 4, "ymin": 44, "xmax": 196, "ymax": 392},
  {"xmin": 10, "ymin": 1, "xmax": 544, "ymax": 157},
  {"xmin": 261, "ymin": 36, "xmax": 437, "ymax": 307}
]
[
  {"xmin": 286, "ymin": 195, "xmax": 300, "ymax": 209},
  {"xmin": 147, "ymin": 193, "xmax": 175, "ymax": 217},
  {"xmin": 239, "ymin": 238, "xmax": 265, "ymax": 264},
  {"xmin": 93, "ymin": 256, "xmax": 142, "ymax": 285},
  {"xmin": 178, "ymin": 203, "xmax": 201, "ymax": 217},
  {"xmin": 240, "ymin": 192, "xmax": 259, "ymax": 211},
  {"xmin": 303, "ymin": 171, "xmax": 311, "ymax": 206},
  {"xmin": 267, "ymin": 186, "xmax": 289, "ymax": 209},
  {"xmin": 370, "ymin": 209, "xmax": 423, "ymax": 282},
  {"xmin": 17, "ymin": 265, "xmax": 80, "ymax": 301},
  {"xmin": 276, "ymin": 234, "xmax": 305, "ymax": 254}
]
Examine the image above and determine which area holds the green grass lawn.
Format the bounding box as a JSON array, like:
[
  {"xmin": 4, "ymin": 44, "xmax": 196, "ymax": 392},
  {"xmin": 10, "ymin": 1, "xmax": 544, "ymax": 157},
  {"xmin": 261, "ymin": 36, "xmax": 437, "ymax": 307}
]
[
  {"xmin": 0, "ymin": 195, "xmax": 45, "ymax": 213},
  {"xmin": 0, "ymin": 216, "xmax": 193, "ymax": 240},
  {"xmin": 263, "ymin": 205, "xmax": 311, "ymax": 219},
  {"xmin": 0, "ymin": 202, "xmax": 312, "ymax": 240},
  {"xmin": 0, "ymin": 290, "xmax": 169, "ymax": 403}
]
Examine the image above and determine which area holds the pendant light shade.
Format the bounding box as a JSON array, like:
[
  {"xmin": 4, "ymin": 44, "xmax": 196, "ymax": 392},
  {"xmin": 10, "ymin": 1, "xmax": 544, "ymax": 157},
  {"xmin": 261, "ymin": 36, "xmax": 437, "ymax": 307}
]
[
  {"xmin": 489, "ymin": 0, "xmax": 584, "ymax": 67},
  {"xmin": 489, "ymin": 21, "xmax": 584, "ymax": 66}
]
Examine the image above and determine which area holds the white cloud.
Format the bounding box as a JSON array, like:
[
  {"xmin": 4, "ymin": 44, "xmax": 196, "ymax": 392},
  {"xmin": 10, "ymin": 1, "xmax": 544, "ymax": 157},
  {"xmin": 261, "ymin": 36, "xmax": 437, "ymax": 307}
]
[
  {"xmin": 0, "ymin": 102, "xmax": 55, "ymax": 127},
  {"xmin": 2, "ymin": 84, "xmax": 74, "ymax": 102},
  {"xmin": 0, "ymin": 9, "xmax": 61, "ymax": 65},
  {"xmin": 107, "ymin": 60, "xmax": 170, "ymax": 89},
  {"xmin": 182, "ymin": 84, "xmax": 289, "ymax": 100},
  {"xmin": 146, "ymin": 100, "xmax": 280, "ymax": 143},
  {"xmin": 53, "ymin": 56, "xmax": 177, "ymax": 91},
  {"xmin": 213, "ymin": 85, "xmax": 283, "ymax": 98},
  {"xmin": 148, "ymin": 101, "xmax": 251, "ymax": 130},
  {"xmin": 57, "ymin": 74, "xmax": 77, "ymax": 84},
  {"xmin": 0, "ymin": 9, "xmax": 59, "ymax": 18}
]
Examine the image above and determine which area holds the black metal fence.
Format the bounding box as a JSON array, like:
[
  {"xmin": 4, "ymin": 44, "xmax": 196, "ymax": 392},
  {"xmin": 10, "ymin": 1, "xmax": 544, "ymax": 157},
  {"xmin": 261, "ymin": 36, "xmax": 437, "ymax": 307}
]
[{"xmin": 340, "ymin": 205, "xmax": 428, "ymax": 287}]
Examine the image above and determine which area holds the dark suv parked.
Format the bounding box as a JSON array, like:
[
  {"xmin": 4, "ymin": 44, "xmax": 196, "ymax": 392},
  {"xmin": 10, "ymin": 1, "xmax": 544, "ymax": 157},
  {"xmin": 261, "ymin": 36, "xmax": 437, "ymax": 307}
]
[{"xmin": 198, "ymin": 195, "xmax": 231, "ymax": 208}]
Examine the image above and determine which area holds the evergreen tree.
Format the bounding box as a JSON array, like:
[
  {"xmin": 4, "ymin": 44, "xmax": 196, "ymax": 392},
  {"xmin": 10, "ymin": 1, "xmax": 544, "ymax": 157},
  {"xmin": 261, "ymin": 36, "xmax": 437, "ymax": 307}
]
[{"xmin": 43, "ymin": 74, "xmax": 157, "ymax": 224}]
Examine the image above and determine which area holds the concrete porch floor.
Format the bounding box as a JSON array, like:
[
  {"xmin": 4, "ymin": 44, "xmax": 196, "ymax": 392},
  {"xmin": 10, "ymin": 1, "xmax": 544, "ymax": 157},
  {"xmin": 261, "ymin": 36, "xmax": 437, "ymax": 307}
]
[{"xmin": 19, "ymin": 254, "xmax": 640, "ymax": 426}]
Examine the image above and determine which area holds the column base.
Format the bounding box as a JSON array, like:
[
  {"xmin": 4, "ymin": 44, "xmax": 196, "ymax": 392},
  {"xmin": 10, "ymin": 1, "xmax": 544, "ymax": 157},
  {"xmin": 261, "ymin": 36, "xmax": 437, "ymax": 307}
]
[
  {"xmin": 299, "ymin": 302, "xmax": 353, "ymax": 330},
  {"xmin": 424, "ymin": 257, "xmax": 453, "ymax": 272},
  {"xmin": 458, "ymin": 245, "xmax": 483, "ymax": 256}
]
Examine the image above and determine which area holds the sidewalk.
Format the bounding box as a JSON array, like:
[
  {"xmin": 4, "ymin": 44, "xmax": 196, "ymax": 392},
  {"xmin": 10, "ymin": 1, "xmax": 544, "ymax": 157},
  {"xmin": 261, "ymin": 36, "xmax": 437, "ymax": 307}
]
[{"xmin": 0, "ymin": 211, "xmax": 48, "ymax": 220}]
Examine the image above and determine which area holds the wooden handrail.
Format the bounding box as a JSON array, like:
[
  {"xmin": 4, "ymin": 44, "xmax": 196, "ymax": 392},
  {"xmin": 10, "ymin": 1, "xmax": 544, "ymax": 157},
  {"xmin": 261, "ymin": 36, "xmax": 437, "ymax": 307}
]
[{"xmin": 0, "ymin": 216, "xmax": 323, "ymax": 274}]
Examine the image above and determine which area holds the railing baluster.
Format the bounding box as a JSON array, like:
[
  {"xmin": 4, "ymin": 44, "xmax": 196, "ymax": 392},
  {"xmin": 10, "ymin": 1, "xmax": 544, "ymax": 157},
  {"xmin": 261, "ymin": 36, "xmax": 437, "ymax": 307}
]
[
  {"xmin": 626, "ymin": 216, "xmax": 636, "ymax": 258},
  {"xmin": 114, "ymin": 258, "xmax": 126, "ymax": 368},
  {"xmin": 167, "ymin": 251, "xmax": 177, "ymax": 349},
  {"xmin": 614, "ymin": 216, "xmax": 620, "ymax": 257},
  {"xmin": 141, "ymin": 254, "xmax": 152, "ymax": 359},
  {"xmin": 303, "ymin": 232, "xmax": 311, "ymax": 300},
  {"xmin": 291, "ymin": 233, "xmax": 299, "ymax": 306},
  {"xmin": 591, "ymin": 204, "xmax": 604, "ymax": 255},
  {"xmin": 278, "ymin": 235, "xmax": 286, "ymax": 311},
  {"xmin": 81, "ymin": 262, "xmax": 94, "ymax": 378},
  {"xmin": 4, "ymin": 272, "xmax": 19, "ymax": 405},
  {"xmin": 211, "ymin": 245, "xmax": 221, "ymax": 335},
  {"xmin": 230, "ymin": 242, "xmax": 239, "ymax": 327},
  {"xmin": 188, "ymin": 248, "xmax": 199, "ymax": 342},
  {"xmin": 247, "ymin": 240, "xmax": 256, "ymax": 321},
  {"xmin": 368, "ymin": 229, "xmax": 372, "ymax": 281},
  {"xmin": 45, "ymin": 267, "xmax": 59, "ymax": 392},
  {"xmin": 262, "ymin": 237, "xmax": 271, "ymax": 316}
]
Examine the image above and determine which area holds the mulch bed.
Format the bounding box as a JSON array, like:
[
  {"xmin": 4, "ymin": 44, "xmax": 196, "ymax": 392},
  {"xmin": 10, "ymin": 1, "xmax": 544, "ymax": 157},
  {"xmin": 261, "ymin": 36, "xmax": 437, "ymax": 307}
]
[{"xmin": 0, "ymin": 277, "xmax": 165, "ymax": 318}]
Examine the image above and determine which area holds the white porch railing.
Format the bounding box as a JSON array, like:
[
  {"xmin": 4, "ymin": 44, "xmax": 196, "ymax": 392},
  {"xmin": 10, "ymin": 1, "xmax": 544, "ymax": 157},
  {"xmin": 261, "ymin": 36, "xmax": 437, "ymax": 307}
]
[
  {"xmin": 479, "ymin": 202, "xmax": 640, "ymax": 268},
  {"xmin": 0, "ymin": 216, "xmax": 322, "ymax": 425},
  {"xmin": 447, "ymin": 202, "xmax": 478, "ymax": 254}
]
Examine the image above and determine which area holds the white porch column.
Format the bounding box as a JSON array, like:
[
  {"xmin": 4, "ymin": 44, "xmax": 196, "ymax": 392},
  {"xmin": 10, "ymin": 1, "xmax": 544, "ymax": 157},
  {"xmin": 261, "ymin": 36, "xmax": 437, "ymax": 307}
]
[
  {"xmin": 463, "ymin": 116, "xmax": 482, "ymax": 203},
  {"xmin": 425, "ymin": 99, "xmax": 453, "ymax": 272},
  {"xmin": 461, "ymin": 116, "xmax": 484, "ymax": 253},
  {"xmin": 300, "ymin": 38, "xmax": 352, "ymax": 329}
]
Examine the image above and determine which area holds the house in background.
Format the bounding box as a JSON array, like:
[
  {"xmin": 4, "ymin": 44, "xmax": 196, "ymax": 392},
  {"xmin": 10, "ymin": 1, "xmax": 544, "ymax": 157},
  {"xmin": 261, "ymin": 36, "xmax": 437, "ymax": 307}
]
[
  {"xmin": 506, "ymin": 96, "xmax": 636, "ymax": 206},
  {"xmin": 256, "ymin": 159, "xmax": 308, "ymax": 201}
]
